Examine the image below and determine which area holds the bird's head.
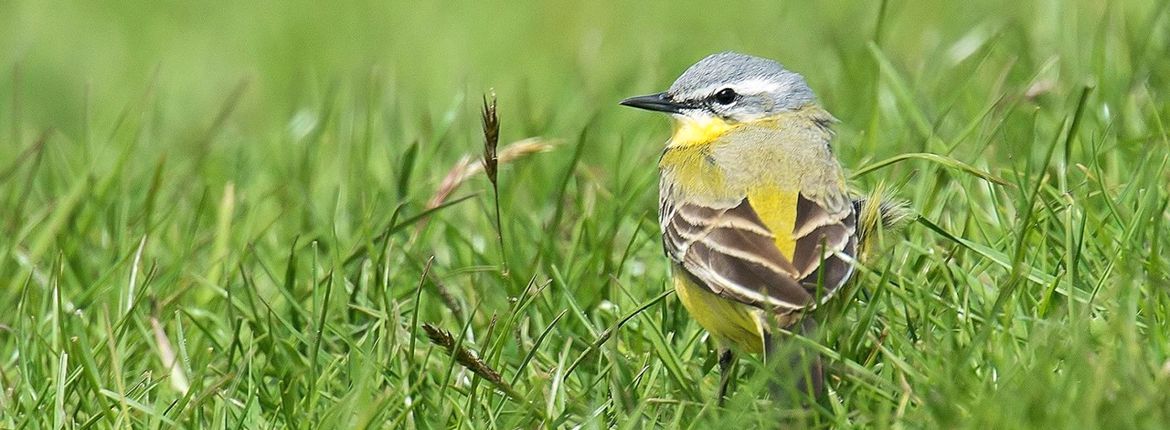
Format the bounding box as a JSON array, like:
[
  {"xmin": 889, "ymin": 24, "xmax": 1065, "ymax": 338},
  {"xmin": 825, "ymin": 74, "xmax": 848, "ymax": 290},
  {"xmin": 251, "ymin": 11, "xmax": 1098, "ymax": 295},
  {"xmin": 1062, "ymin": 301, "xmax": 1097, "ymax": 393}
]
[{"xmin": 621, "ymin": 52, "xmax": 819, "ymax": 146}]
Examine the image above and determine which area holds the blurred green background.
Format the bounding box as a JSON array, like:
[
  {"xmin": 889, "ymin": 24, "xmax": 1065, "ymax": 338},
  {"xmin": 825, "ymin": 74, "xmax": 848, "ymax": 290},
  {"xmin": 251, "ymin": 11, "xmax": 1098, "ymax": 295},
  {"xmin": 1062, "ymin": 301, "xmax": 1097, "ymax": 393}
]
[
  {"xmin": 3, "ymin": 0, "xmax": 1169, "ymax": 428},
  {"xmin": 8, "ymin": 1, "xmax": 1148, "ymax": 145}
]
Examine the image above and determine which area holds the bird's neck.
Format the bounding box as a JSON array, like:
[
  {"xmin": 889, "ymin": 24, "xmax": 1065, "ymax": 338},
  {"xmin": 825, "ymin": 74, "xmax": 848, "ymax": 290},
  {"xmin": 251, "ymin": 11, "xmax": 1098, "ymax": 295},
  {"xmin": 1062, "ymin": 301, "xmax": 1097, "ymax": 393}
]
[
  {"xmin": 658, "ymin": 105, "xmax": 839, "ymax": 200},
  {"xmin": 664, "ymin": 105, "xmax": 834, "ymax": 150}
]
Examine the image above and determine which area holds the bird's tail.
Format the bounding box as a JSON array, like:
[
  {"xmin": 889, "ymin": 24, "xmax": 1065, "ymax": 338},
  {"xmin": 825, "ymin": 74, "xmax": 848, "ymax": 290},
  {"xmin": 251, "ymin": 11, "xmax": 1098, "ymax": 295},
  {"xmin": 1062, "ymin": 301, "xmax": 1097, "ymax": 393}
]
[{"xmin": 853, "ymin": 181, "xmax": 913, "ymax": 257}]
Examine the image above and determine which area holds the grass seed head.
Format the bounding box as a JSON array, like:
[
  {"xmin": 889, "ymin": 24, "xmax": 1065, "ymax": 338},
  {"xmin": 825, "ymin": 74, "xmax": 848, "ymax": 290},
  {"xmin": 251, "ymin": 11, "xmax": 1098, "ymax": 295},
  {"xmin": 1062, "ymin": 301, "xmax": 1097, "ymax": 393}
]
[
  {"xmin": 481, "ymin": 91, "xmax": 500, "ymax": 184},
  {"xmin": 421, "ymin": 323, "xmax": 505, "ymax": 387}
]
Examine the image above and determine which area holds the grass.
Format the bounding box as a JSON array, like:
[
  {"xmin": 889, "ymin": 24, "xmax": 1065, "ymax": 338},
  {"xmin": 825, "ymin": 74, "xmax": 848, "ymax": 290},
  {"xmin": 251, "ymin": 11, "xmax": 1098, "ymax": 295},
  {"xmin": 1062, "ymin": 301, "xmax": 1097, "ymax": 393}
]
[{"xmin": 2, "ymin": 0, "xmax": 1170, "ymax": 428}]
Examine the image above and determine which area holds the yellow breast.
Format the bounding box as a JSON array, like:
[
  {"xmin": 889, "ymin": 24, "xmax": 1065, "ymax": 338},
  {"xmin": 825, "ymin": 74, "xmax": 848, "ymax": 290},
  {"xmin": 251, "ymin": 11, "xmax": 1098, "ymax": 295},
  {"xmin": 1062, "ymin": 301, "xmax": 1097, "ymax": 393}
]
[{"xmin": 658, "ymin": 115, "xmax": 739, "ymax": 200}]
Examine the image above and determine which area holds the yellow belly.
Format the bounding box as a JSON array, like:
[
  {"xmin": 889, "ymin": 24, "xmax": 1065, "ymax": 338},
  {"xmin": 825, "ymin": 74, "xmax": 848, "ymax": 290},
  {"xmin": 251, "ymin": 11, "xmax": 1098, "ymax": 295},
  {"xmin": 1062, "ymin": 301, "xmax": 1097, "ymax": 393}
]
[{"xmin": 673, "ymin": 270, "xmax": 765, "ymax": 353}]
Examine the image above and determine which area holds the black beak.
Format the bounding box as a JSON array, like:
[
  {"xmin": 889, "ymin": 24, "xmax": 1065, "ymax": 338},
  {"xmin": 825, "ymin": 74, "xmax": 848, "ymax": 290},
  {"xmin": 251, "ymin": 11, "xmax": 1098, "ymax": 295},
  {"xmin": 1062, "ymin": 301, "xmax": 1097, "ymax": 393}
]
[{"xmin": 619, "ymin": 92, "xmax": 687, "ymax": 114}]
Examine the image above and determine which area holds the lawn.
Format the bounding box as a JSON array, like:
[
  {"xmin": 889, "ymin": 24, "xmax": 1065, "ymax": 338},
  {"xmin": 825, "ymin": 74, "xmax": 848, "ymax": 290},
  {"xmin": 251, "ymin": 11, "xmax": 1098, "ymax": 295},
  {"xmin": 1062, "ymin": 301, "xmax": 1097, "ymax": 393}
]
[{"xmin": 2, "ymin": 0, "xmax": 1169, "ymax": 428}]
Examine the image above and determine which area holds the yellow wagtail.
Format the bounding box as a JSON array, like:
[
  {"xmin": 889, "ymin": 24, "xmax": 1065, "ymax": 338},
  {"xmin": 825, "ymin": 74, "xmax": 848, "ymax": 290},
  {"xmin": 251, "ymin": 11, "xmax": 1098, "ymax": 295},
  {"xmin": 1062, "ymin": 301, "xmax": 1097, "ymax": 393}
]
[{"xmin": 621, "ymin": 52, "xmax": 862, "ymax": 402}]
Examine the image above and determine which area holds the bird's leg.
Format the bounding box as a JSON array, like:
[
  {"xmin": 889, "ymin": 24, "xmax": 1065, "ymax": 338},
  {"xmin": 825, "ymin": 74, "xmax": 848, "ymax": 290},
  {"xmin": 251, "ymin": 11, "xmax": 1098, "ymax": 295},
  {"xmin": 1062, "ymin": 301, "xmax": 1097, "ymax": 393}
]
[
  {"xmin": 793, "ymin": 317, "xmax": 824, "ymax": 402},
  {"xmin": 764, "ymin": 318, "xmax": 825, "ymax": 407},
  {"xmin": 717, "ymin": 348, "xmax": 736, "ymax": 405}
]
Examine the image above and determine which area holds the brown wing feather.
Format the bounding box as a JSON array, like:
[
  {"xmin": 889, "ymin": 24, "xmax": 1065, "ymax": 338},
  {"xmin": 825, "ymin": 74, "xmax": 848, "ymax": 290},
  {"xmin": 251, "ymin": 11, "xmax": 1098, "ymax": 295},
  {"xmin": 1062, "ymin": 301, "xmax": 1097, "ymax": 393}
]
[
  {"xmin": 664, "ymin": 198, "xmax": 810, "ymax": 309},
  {"xmin": 792, "ymin": 194, "xmax": 857, "ymax": 299},
  {"xmin": 662, "ymin": 193, "xmax": 857, "ymax": 311}
]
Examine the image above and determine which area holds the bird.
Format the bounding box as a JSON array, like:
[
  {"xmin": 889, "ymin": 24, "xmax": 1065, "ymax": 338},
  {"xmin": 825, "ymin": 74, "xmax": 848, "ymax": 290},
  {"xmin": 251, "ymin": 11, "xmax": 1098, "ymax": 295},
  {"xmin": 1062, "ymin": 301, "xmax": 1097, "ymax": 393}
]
[{"xmin": 620, "ymin": 51, "xmax": 870, "ymax": 404}]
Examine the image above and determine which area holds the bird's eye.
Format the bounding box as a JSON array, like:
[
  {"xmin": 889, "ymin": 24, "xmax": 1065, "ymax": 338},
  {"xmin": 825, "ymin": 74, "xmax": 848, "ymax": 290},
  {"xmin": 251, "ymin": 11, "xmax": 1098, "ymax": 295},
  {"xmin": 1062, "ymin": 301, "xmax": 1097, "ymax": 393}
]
[{"xmin": 713, "ymin": 88, "xmax": 738, "ymax": 105}]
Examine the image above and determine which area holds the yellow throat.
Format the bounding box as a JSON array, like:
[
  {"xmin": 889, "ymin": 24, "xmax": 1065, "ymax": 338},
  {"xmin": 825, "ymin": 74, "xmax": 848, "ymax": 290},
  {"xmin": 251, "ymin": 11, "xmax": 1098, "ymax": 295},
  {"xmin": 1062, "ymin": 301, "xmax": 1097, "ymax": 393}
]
[{"xmin": 668, "ymin": 114, "xmax": 739, "ymax": 148}]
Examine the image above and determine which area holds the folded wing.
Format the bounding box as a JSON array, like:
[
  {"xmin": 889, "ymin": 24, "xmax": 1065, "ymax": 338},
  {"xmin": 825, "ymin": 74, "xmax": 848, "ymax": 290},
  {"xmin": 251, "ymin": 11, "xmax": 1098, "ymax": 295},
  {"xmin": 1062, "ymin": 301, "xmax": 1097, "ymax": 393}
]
[{"xmin": 661, "ymin": 193, "xmax": 856, "ymax": 312}]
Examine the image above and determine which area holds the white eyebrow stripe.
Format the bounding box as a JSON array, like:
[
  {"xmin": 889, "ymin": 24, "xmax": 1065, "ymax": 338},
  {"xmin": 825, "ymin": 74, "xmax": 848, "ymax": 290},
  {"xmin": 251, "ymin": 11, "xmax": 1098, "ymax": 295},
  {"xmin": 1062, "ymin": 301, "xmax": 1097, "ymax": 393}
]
[
  {"xmin": 679, "ymin": 78, "xmax": 783, "ymax": 100},
  {"xmin": 728, "ymin": 79, "xmax": 783, "ymax": 95}
]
